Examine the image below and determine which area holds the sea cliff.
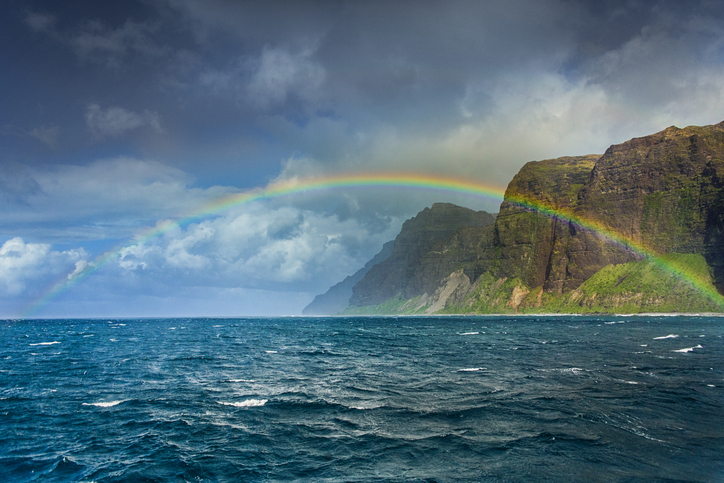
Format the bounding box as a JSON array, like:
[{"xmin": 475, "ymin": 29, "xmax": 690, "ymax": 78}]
[{"xmin": 305, "ymin": 121, "xmax": 724, "ymax": 314}]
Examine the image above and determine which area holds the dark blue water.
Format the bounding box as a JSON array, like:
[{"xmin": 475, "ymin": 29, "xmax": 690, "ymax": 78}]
[{"xmin": 1, "ymin": 316, "xmax": 722, "ymax": 482}]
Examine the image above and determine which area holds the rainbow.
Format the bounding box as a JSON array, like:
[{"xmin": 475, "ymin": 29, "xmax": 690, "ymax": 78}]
[{"xmin": 22, "ymin": 172, "xmax": 724, "ymax": 316}]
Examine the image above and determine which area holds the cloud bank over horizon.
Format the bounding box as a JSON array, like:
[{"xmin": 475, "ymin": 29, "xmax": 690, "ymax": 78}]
[{"xmin": 2, "ymin": 0, "xmax": 723, "ymax": 316}]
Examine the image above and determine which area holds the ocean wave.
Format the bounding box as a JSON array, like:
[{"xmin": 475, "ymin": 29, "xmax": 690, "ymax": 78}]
[
  {"xmin": 672, "ymin": 345, "xmax": 702, "ymax": 353},
  {"xmin": 653, "ymin": 334, "xmax": 678, "ymax": 340},
  {"xmin": 217, "ymin": 399, "xmax": 268, "ymax": 408},
  {"xmin": 348, "ymin": 403, "xmax": 386, "ymax": 410},
  {"xmin": 539, "ymin": 367, "xmax": 585, "ymax": 374},
  {"xmin": 82, "ymin": 400, "xmax": 126, "ymax": 408},
  {"xmin": 4, "ymin": 315, "xmax": 722, "ymax": 481},
  {"xmin": 29, "ymin": 341, "xmax": 61, "ymax": 346}
]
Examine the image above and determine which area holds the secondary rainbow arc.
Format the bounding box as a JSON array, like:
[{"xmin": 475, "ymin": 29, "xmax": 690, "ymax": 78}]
[{"xmin": 23, "ymin": 172, "xmax": 724, "ymax": 316}]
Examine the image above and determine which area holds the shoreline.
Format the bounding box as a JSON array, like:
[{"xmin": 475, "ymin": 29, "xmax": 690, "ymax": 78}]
[{"xmin": 5, "ymin": 312, "xmax": 724, "ymax": 321}]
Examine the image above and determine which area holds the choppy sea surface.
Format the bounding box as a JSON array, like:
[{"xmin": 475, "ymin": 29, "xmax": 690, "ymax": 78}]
[{"xmin": 1, "ymin": 315, "xmax": 723, "ymax": 482}]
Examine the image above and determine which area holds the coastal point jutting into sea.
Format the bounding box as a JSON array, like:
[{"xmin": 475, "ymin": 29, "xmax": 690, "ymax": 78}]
[{"xmin": 3, "ymin": 1, "xmax": 724, "ymax": 482}]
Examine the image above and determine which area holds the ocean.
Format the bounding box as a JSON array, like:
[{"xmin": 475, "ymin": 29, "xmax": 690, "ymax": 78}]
[{"xmin": 1, "ymin": 315, "xmax": 722, "ymax": 482}]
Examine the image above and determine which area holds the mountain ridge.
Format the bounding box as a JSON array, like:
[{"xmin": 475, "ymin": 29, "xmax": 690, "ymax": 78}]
[{"xmin": 308, "ymin": 121, "xmax": 724, "ymax": 315}]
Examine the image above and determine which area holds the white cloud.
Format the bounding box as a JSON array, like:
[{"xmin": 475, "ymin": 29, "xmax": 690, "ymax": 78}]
[
  {"xmin": 0, "ymin": 238, "xmax": 87, "ymax": 295},
  {"xmin": 0, "ymin": 157, "xmax": 234, "ymax": 241},
  {"xmin": 165, "ymin": 224, "xmax": 214, "ymax": 269},
  {"xmin": 118, "ymin": 244, "xmax": 154, "ymax": 271},
  {"xmin": 67, "ymin": 260, "xmax": 90, "ymax": 280},
  {"xmin": 86, "ymin": 104, "xmax": 162, "ymax": 138},
  {"xmin": 580, "ymin": 20, "xmax": 724, "ymax": 131},
  {"xmin": 197, "ymin": 45, "xmax": 326, "ymax": 110},
  {"xmin": 247, "ymin": 46, "xmax": 325, "ymax": 108},
  {"xmin": 112, "ymin": 202, "xmax": 401, "ymax": 293}
]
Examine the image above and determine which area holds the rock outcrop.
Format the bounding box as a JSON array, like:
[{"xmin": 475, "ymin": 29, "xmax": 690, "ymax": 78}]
[{"xmin": 349, "ymin": 203, "xmax": 496, "ymax": 306}]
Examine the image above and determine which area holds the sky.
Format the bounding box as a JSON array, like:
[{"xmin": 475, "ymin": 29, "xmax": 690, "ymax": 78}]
[{"xmin": 2, "ymin": 0, "xmax": 724, "ymax": 317}]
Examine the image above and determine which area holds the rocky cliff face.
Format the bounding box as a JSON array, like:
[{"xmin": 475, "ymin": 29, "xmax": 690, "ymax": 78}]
[
  {"xmin": 318, "ymin": 121, "xmax": 724, "ymax": 314},
  {"xmin": 348, "ymin": 203, "xmax": 495, "ymax": 306},
  {"xmin": 576, "ymin": 123, "xmax": 724, "ymax": 292},
  {"xmin": 466, "ymin": 121, "xmax": 724, "ymax": 301},
  {"xmin": 487, "ymin": 154, "xmax": 607, "ymax": 291}
]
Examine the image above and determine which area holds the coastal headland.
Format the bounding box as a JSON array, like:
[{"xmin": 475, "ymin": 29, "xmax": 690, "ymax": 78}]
[{"xmin": 306, "ymin": 121, "xmax": 724, "ymax": 315}]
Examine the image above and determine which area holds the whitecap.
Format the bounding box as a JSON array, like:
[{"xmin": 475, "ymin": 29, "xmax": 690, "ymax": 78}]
[
  {"xmin": 217, "ymin": 399, "xmax": 267, "ymax": 408},
  {"xmin": 83, "ymin": 400, "xmax": 125, "ymax": 408},
  {"xmin": 458, "ymin": 367, "xmax": 485, "ymax": 372},
  {"xmin": 229, "ymin": 379, "xmax": 255, "ymax": 383},
  {"xmin": 672, "ymin": 345, "xmax": 703, "ymax": 353},
  {"xmin": 459, "ymin": 332, "xmax": 479, "ymax": 336},
  {"xmin": 653, "ymin": 334, "xmax": 678, "ymax": 340},
  {"xmin": 539, "ymin": 367, "xmax": 584, "ymax": 374},
  {"xmin": 29, "ymin": 341, "xmax": 61, "ymax": 346},
  {"xmin": 265, "ymin": 350, "xmax": 277, "ymax": 354},
  {"xmin": 349, "ymin": 404, "xmax": 385, "ymax": 410}
]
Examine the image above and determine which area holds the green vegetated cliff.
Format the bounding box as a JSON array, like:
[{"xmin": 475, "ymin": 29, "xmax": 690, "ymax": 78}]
[{"xmin": 307, "ymin": 121, "xmax": 724, "ymax": 315}]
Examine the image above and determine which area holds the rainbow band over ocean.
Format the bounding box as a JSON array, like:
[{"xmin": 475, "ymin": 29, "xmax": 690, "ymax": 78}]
[{"xmin": 23, "ymin": 172, "xmax": 724, "ymax": 316}]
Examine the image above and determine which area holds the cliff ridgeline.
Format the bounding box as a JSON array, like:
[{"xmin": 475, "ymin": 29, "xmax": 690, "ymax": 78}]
[{"xmin": 306, "ymin": 121, "xmax": 724, "ymax": 314}]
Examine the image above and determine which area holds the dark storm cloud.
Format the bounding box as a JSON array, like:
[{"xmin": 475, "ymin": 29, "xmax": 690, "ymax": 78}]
[{"xmin": 7, "ymin": 0, "xmax": 722, "ymax": 180}]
